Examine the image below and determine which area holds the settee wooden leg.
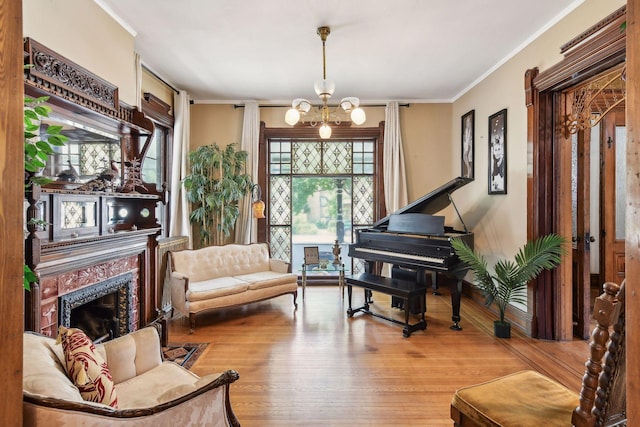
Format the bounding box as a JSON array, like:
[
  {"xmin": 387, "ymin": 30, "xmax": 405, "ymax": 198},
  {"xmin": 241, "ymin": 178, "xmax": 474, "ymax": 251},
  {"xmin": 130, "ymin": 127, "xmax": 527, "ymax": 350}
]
[
  {"xmin": 189, "ymin": 314, "xmax": 196, "ymax": 334},
  {"xmin": 292, "ymin": 291, "xmax": 298, "ymax": 308}
]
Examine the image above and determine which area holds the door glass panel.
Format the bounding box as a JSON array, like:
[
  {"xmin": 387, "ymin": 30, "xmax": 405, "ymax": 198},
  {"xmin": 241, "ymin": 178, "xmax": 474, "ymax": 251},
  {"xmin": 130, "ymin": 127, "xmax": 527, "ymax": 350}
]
[
  {"xmin": 291, "ymin": 176, "xmax": 353, "ymax": 269},
  {"xmin": 615, "ymin": 125, "xmax": 626, "ymax": 239},
  {"xmin": 590, "ymin": 125, "xmax": 600, "ymax": 273}
]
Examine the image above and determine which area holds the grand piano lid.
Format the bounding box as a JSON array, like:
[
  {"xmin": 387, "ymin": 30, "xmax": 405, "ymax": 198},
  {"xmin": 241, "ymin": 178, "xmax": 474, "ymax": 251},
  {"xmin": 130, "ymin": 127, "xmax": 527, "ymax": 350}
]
[{"xmin": 372, "ymin": 176, "xmax": 472, "ymax": 229}]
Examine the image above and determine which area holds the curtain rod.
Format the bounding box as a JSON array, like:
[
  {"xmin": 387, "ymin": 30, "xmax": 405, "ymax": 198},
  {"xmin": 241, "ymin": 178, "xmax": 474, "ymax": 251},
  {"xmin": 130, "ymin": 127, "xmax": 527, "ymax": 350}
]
[
  {"xmin": 232, "ymin": 103, "xmax": 410, "ymax": 109},
  {"xmin": 141, "ymin": 64, "xmax": 180, "ymax": 95}
]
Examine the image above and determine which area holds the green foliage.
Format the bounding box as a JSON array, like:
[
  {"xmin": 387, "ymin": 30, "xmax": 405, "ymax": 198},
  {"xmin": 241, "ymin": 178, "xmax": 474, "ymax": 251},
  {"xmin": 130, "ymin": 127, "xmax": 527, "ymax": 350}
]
[
  {"xmin": 23, "ymin": 265, "xmax": 37, "ymax": 291},
  {"xmin": 292, "ymin": 213, "xmax": 320, "ymax": 235},
  {"xmin": 23, "ymin": 94, "xmax": 68, "ymax": 290},
  {"xmin": 183, "ymin": 143, "xmax": 252, "ymax": 246},
  {"xmin": 452, "ymin": 233, "xmax": 567, "ymax": 324},
  {"xmin": 24, "ymin": 95, "xmax": 68, "ymax": 187},
  {"xmin": 292, "ymin": 177, "xmax": 336, "ymax": 215}
]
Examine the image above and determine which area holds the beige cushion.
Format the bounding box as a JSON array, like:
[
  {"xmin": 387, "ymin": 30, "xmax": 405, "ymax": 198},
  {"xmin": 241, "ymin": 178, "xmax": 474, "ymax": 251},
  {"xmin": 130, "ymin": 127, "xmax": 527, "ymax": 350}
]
[
  {"xmin": 98, "ymin": 326, "xmax": 163, "ymax": 384},
  {"xmin": 171, "ymin": 243, "xmax": 271, "ymax": 282},
  {"xmin": 186, "ymin": 277, "xmax": 249, "ymax": 302},
  {"xmin": 115, "ymin": 362, "xmax": 206, "ymax": 409},
  {"xmin": 235, "ymin": 271, "xmax": 298, "ymax": 290},
  {"xmin": 451, "ymin": 370, "xmax": 579, "ymax": 426},
  {"xmin": 23, "ymin": 332, "xmax": 84, "ymax": 402}
]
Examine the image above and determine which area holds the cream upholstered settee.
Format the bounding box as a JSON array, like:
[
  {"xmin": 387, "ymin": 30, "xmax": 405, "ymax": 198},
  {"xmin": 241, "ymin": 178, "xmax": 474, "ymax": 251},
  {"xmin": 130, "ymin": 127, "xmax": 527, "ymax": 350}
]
[
  {"xmin": 170, "ymin": 243, "xmax": 298, "ymax": 332},
  {"xmin": 23, "ymin": 326, "xmax": 240, "ymax": 427}
]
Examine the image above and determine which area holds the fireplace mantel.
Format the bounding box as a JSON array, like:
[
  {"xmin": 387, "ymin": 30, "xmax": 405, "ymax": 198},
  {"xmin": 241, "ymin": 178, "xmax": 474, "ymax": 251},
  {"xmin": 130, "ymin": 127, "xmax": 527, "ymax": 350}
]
[{"xmin": 23, "ymin": 39, "xmax": 165, "ymax": 337}]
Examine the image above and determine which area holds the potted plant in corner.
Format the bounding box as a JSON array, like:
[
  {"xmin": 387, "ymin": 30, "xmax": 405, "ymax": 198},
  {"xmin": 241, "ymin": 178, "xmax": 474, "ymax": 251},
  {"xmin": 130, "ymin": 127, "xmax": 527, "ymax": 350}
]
[
  {"xmin": 183, "ymin": 143, "xmax": 253, "ymax": 247},
  {"xmin": 451, "ymin": 234, "xmax": 566, "ymax": 338}
]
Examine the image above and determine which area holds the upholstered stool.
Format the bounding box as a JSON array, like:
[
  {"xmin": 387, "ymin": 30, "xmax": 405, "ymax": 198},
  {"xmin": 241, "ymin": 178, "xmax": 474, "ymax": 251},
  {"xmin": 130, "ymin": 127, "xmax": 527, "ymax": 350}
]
[
  {"xmin": 451, "ymin": 370, "xmax": 579, "ymax": 426},
  {"xmin": 451, "ymin": 281, "xmax": 627, "ymax": 427}
]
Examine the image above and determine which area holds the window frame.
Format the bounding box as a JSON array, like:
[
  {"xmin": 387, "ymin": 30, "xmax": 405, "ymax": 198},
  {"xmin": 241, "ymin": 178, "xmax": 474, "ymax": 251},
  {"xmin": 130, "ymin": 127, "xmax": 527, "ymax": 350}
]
[{"xmin": 257, "ymin": 122, "xmax": 386, "ymax": 262}]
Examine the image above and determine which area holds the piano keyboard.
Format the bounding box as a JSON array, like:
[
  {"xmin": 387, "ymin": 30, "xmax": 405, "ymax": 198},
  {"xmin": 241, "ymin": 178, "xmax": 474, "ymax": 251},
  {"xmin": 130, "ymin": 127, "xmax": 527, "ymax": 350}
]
[{"xmin": 352, "ymin": 247, "xmax": 445, "ymax": 265}]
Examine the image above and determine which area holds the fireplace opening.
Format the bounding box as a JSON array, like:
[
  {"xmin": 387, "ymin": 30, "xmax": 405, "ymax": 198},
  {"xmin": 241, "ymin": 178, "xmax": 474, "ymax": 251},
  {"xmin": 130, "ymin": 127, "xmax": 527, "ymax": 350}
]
[
  {"xmin": 70, "ymin": 293, "xmax": 118, "ymax": 342},
  {"xmin": 59, "ymin": 272, "xmax": 134, "ymax": 342}
]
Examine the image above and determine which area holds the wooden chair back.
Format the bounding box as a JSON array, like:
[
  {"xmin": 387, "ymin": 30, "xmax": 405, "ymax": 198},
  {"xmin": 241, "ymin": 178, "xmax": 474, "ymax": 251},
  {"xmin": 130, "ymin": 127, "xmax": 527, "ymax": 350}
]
[{"xmin": 573, "ymin": 280, "xmax": 626, "ymax": 427}]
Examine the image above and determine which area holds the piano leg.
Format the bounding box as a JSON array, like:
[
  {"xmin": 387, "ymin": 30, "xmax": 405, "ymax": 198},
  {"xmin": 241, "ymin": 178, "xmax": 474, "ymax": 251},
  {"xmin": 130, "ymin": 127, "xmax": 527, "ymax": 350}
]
[
  {"xmin": 431, "ymin": 271, "xmax": 440, "ymax": 295},
  {"xmin": 364, "ymin": 261, "xmax": 376, "ymax": 304},
  {"xmin": 449, "ymin": 278, "xmax": 463, "ymax": 331}
]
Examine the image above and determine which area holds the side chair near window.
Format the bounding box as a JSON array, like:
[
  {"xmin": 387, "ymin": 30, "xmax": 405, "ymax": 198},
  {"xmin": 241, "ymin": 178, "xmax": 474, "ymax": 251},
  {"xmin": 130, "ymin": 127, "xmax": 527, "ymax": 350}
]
[{"xmin": 450, "ymin": 280, "xmax": 626, "ymax": 427}]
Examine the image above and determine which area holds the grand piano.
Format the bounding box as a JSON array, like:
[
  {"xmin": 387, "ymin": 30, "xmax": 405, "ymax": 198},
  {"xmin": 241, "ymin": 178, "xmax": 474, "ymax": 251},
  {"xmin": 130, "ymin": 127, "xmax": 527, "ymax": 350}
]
[{"xmin": 348, "ymin": 176, "xmax": 474, "ymax": 330}]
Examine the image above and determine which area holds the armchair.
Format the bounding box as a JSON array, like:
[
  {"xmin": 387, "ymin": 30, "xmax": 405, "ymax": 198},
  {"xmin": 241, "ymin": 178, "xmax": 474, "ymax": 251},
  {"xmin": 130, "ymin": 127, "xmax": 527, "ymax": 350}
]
[{"xmin": 23, "ymin": 326, "xmax": 241, "ymax": 426}]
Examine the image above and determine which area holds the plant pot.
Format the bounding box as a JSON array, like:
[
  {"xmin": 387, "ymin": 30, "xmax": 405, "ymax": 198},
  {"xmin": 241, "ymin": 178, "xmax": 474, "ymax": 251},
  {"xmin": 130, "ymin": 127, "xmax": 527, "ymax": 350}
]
[{"xmin": 494, "ymin": 321, "xmax": 511, "ymax": 338}]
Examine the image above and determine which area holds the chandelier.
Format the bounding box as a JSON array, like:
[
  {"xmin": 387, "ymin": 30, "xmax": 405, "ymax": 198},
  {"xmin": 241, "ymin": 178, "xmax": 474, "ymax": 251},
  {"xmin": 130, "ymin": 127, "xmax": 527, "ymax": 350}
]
[{"xmin": 285, "ymin": 26, "xmax": 366, "ymax": 139}]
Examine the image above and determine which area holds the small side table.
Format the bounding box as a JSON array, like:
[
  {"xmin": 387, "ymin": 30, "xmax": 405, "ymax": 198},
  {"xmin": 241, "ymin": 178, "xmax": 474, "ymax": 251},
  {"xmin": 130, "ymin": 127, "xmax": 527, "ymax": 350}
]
[{"xmin": 300, "ymin": 263, "xmax": 347, "ymax": 299}]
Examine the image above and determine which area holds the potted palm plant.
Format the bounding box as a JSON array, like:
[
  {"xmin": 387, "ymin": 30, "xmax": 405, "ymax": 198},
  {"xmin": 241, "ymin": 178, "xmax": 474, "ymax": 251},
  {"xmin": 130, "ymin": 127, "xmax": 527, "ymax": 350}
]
[
  {"xmin": 451, "ymin": 233, "xmax": 566, "ymax": 338},
  {"xmin": 183, "ymin": 143, "xmax": 253, "ymax": 247}
]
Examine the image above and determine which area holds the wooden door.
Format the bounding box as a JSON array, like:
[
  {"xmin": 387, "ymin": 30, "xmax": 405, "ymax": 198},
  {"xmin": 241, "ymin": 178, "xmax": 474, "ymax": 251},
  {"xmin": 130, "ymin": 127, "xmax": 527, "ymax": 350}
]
[
  {"xmin": 601, "ymin": 108, "xmax": 626, "ymax": 284},
  {"xmin": 572, "ymin": 127, "xmax": 592, "ymax": 339}
]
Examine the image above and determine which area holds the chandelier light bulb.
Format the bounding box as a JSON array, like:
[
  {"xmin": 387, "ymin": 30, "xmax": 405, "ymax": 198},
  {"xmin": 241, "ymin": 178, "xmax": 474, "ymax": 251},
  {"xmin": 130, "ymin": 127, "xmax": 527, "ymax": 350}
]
[
  {"xmin": 350, "ymin": 107, "xmax": 366, "ymax": 125},
  {"xmin": 285, "ymin": 108, "xmax": 300, "ymax": 126},
  {"xmin": 319, "ymin": 123, "xmax": 332, "ymax": 139}
]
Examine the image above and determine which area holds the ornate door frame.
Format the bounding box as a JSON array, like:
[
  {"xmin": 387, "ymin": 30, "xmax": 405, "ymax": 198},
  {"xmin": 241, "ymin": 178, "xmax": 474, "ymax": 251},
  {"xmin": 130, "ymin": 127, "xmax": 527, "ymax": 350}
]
[{"xmin": 525, "ymin": 6, "xmax": 626, "ymax": 339}]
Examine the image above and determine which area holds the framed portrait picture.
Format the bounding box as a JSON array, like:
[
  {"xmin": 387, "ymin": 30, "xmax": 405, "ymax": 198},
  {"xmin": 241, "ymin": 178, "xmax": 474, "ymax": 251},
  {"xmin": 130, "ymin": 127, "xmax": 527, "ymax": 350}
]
[
  {"xmin": 461, "ymin": 110, "xmax": 475, "ymax": 179},
  {"xmin": 303, "ymin": 246, "xmax": 320, "ymax": 264},
  {"xmin": 488, "ymin": 109, "xmax": 507, "ymax": 194}
]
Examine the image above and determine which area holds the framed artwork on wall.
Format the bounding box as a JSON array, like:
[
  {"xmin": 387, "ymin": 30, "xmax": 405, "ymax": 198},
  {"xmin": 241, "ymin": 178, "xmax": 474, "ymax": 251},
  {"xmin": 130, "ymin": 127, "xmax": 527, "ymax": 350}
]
[
  {"xmin": 461, "ymin": 110, "xmax": 475, "ymax": 179},
  {"xmin": 488, "ymin": 109, "xmax": 507, "ymax": 194}
]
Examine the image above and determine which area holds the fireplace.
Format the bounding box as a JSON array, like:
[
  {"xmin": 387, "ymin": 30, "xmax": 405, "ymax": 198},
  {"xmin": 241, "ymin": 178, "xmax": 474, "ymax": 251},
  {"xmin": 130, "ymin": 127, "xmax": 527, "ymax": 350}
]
[{"xmin": 59, "ymin": 273, "xmax": 134, "ymax": 342}]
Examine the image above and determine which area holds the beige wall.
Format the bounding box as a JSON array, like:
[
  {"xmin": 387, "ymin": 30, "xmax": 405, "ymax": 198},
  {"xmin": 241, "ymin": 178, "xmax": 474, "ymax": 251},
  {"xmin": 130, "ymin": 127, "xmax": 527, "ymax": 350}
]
[
  {"xmin": 23, "ymin": 0, "xmax": 137, "ymax": 106},
  {"xmin": 451, "ymin": 0, "xmax": 625, "ymax": 266},
  {"xmin": 191, "ymin": 103, "xmax": 451, "ymax": 203},
  {"xmin": 142, "ymin": 69, "xmax": 175, "ymax": 109},
  {"xmin": 190, "ymin": 104, "xmax": 244, "ymax": 148}
]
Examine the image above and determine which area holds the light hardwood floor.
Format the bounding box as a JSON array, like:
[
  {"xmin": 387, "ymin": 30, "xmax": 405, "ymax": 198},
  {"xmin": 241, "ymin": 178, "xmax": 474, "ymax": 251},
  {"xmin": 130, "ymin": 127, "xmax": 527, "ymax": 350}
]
[{"xmin": 167, "ymin": 285, "xmax": 587, "ymax": 427}]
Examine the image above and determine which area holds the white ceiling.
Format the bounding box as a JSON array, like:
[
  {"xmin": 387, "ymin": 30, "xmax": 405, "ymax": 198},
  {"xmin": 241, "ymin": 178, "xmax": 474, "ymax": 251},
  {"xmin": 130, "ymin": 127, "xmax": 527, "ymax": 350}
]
[{"xmin": 96, "ymin": 0, "xmax": 583, "ymax": 104}]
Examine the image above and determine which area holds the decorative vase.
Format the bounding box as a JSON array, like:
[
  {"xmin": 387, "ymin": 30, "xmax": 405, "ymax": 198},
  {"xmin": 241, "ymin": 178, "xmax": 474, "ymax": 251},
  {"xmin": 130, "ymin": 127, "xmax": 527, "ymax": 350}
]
[{"xmin": 494, "ymin": 321, "xmax": 511, "ymax": 339}]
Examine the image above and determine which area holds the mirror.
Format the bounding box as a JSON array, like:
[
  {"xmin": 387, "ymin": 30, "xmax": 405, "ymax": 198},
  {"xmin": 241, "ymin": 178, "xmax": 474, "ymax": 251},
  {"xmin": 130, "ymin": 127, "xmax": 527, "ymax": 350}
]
[{"xmin": 41, "ymin": 116, "xmax": 121, "ymax": 187}]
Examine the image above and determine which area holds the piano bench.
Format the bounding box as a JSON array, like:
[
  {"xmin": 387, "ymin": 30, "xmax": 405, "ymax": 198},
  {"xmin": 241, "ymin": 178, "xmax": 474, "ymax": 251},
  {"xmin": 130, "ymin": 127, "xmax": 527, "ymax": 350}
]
[{"xmin": 345, "ymin": 273, "xmax": 427, "ymax": 337}]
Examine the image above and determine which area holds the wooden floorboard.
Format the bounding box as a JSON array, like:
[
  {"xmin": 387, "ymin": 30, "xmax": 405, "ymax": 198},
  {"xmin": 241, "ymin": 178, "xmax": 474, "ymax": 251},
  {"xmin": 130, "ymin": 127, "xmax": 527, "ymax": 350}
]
[{"xmin": 167, "ymin": 285, "xmax": 587, "ymax": 427}]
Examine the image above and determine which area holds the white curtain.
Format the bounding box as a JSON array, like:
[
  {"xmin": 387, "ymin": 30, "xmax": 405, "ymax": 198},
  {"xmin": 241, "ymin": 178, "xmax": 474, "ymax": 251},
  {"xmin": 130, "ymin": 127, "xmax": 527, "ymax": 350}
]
[
  {"xmin": 382, "ymin": 102, "xmax": 409, "ymax": 277},
  {"xmin": 383, "ymin": 101, "xmax": 409, "ymax": 213},
  {"xmin": 169, "ymin": 90, "xmax": 193, "ymax": 248},
  {"xmin": 235, "ymin": 101, "xmax": 260, "ymax": 244}
]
